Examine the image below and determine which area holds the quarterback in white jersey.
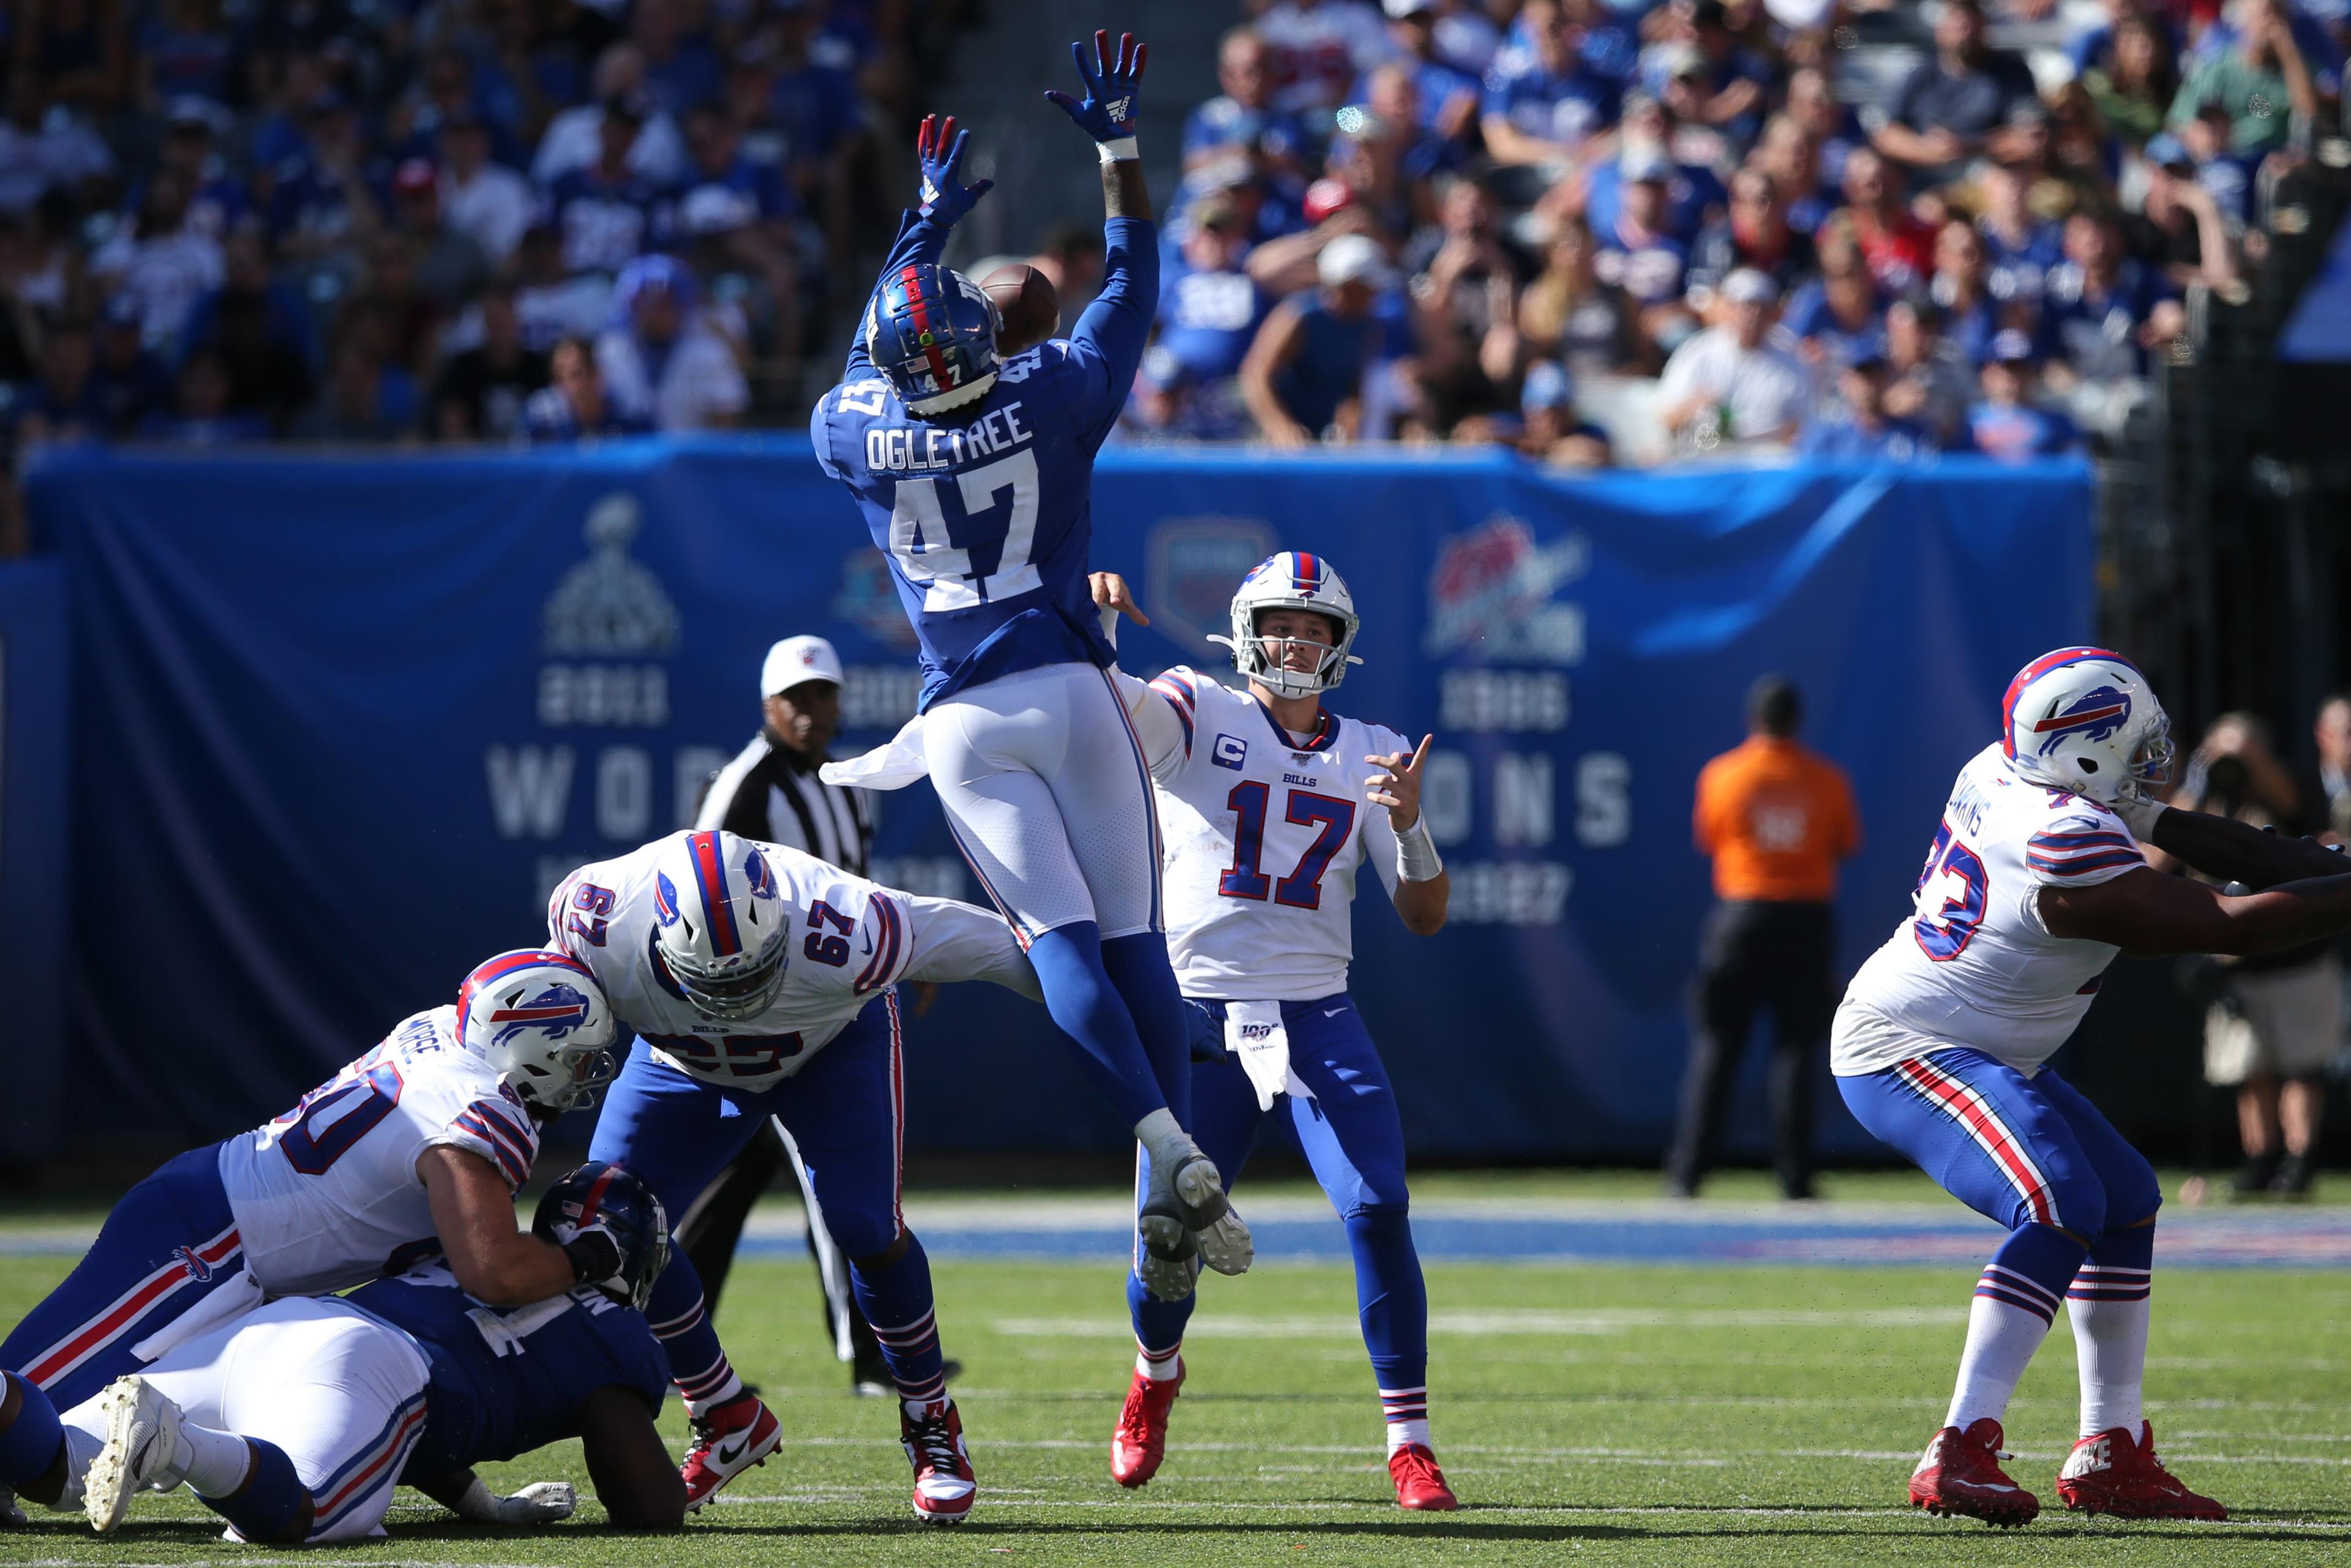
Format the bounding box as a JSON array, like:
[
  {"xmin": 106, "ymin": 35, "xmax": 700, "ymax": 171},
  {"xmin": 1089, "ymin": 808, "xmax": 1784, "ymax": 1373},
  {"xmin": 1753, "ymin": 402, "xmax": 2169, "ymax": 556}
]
[
  {"xmin": 1, "ymin": 953, "xmax": 643, "ymax": 1434},
  {"xmin": 1090, "ymin": 553, "xmax": 1460, "ymax": 1513},
  {"xmin": 1832, "ymin": 648, "xmax": 2351, "ymax": 1529},
  {"xmin": 566, "ymin": 828, "xmax": 1041, "ymax": 1521}
]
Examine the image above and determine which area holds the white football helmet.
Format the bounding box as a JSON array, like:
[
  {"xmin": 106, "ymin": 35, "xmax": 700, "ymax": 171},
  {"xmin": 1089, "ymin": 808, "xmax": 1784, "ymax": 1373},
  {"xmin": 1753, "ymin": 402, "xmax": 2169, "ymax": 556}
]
[
  {"xmin": 2000, "ymin": 647, "xmax": 2175, "ymax": 806},
  {"xmin": 650, "ymin": 830, "xmax": 791, "ymax": 1022},
  {"xmin": 1209, "ymin": 551, "xmax": 1364, "ymax": 699},
  {"xmin": 456, "ymin": 950, "xmax": 619, "ymax": 1112}
]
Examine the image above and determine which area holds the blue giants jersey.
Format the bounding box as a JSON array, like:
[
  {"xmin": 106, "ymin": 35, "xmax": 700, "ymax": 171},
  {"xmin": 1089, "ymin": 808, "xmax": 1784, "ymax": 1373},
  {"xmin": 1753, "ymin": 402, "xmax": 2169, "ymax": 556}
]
[
  {"xmin": 811, "ymin": 209, "xmax": 1158, "ymax": 710},
  {"xmin": 345, "ymin": 1261, "xmax": 667, "ymax": 1482}
]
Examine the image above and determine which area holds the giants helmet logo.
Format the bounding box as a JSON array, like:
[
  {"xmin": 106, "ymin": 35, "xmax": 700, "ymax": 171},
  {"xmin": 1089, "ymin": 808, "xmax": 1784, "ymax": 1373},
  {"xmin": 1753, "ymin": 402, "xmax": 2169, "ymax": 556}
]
[{"xmin": 2030, "ymin": 685, "xmax": 2131, "ymax": 756}]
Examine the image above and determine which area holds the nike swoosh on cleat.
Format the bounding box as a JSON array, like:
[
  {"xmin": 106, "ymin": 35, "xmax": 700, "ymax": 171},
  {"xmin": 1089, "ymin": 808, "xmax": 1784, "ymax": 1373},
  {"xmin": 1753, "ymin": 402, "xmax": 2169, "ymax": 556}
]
[{"xmin": 714, "ymin": 1437, "xmax": 751, "ymax": 1466}]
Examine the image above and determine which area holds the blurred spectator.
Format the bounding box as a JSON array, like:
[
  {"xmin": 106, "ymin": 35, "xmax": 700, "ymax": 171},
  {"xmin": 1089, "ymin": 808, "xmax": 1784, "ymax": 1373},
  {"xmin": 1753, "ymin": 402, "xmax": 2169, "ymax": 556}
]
[
  {"xmin": 510, "ymin": 221, "xmax": 614, "ymax": 349},
  {"xmin": 1033, "ymin": 223, "xmax": 1107, "ymax": 325},
  {"xmin": 542, "ymin": 90, "xmax": 672, "ymax": 278},
  {"xmin": 533, "ymin": 45, "xmax": 688, "ymax": 186},
  {"xmin": 1158, "ymin": 198, "xmax": 1269, "ymax": 410},
  {"xmin": 0, "ymin": 71, "xmax": 116, "ymax": 217},
  {"xmin": 675, "ymin": 102, "xmax": 804, "ymax": 369},
  {"xmin": 394, "ymin": 160, "xmax": 491, "ymax": 310},
  {"xmin": 90, "ymin": 169, "xmax": 223, "ymax": 354},
  {"xmin": 2169, "ymin": 0, "xmax": 2320, "ymax": 157},
  {"xmin": 1873, "ymin": 0, "xmax": 2040, "ymax": 180},
  {"xmin": 1371, "ymin": 0, "xmax": 1483, "ymax": 151},
  {"xmin": 144, "ymin": 348, "xmax": 269, "ymax": 443},
  {"xmin": 1688, "ymin": 168, "xmax": 1818, "ymax": 302},
  {"xmin": 1655, "ymin": 268, "xmax": 1809, "ymax": 449},
  {"xmin": 1187, "ymin": 28, "xmax": 1311, "ymax": 179},
  {"xmin": 1926, "ymin": 219, "xmax": 2006, "ymax": 364},
  {"xmin": 1594, "ymin": 150, "xmax": 1697, "ymax": 351},
  {"xmin": 149, "ymin": 107, "xmax": 247, "ymax": 241},
  {"xmin": 1646, "ymin": 0, "xmax": 1771, "ymax": 147},
  {"xmin": 2084, "ymin": 10, "xmax": 2182, "ymax": 149},
  {"xmin": 2312, "ymin": 693, "xmax": 2351, "ymax": 841},
  {"xmin": 1517, "ymin": 358, "xmax": 1614, "ymax": 467},
  {"xmin": 14, "ymin": 0, "xmax": 129, "ymax": 114},
  {"xmin": 1784, "ymin": 66, "xmax": 1864, "ymax": 190},
  {"xmin": 440, "ymin": 111, "xmax": 535, "ymax": 264},
  {"xmin": 1482, "ymin": 0, "xmax": 1623, "ymax": 169},
  {"xmin": 524, "ymin": 333, "xmax": 654, "ymax": 440},
  {"xmin": 2130, "ymin": 137, "xmax": 2241, "ymax": 290},
  {"xmin": 1755, "ymin": 114, "xmax": 1835, "ymax": 238},
  {"xmin": 1409, "ymin": 176, "xmax": 1521, "ymax": 429},
  {"xmin": 1577, "ymin": 94, "xmax": 1725, "ymax": 246},
  {"xmin": 89, "ymin": 292, "xmax": 174, "ymax": 436},
  {"xmin": 344, "ymin": 236, "xmax": 443, "ymax": 382},
  {"xmin": 1669, "ymin": 673, "xmax": 1859, "ymax": 1201},
  {"xmin": 265, "ymin": 91, "xmax": 384, "ymax": 280},
  {"xmin": 595, "ymin": 253, "xmax": 746, "ymax": 432},
  {"xmin": 1783, "ymin": 214, "xmax": 1884, "ymax": 369},
  {"xmin": 1258, "ymin": 0, "xmax": 1398, "ymax": 116},
  {"xmin": 293, "ymin": 339, "xmax": 418, "ymax": 441},
  {"xmin": 430, "ymin": 283, "xmax": 548, "ymax": 440},
  {"xmin": 758, "ymin": 0, "xmax": 869, "ymax": 261},
  {"xmin": 631, "ymin": 0, "xmax": 721, "ymax": 121},
  {"xmin": 181, "ymin": 229, "xmax": 316, "ymax": 432},
  {"xmin": 137, "ymin": 0, "xmax": 236, "ymax": 116},
  {"xmin": 1419, "ymin": 0, "xmax": 1501, "ymax": 78},
  {"xmin": 1799, "ymin": 349, "xmax": 1937, "ymax": 458},
  {"xmin": 1240, "ymin": 233, "xmax": 1412, "ymax": 446},
  {"xmin": 1836, "ymin": 147, "xmax": 1934, "ymax": 293},
  {"xmin": 16, "ymin": 319, "xmax": 104, "ymax": 443},
  {"xmin": 2158, "ymin": 715, "xmax": 2332, "ymax": 1199},
  {"xmin": 1883, "ymin": 297, "xmax": 1973, "ymax": 443},
  {"xmin": 1518, "ymin": 214, "xmax": 1651, "ymax": 376},
  {"xmin": 1963, "ymin": 329, "xmax": 2081, "ymax": 457},
  {"xmin": 2173, "ymin": 103, "xmax": 2259, "ymax": 228},
  {"xmin": 1974, "ymin": 160, "xmax": 2064, "ymax": 307},
  {"xmin": 2039, "ymin": 210, "xmax": 2183, "ymax": 384}
]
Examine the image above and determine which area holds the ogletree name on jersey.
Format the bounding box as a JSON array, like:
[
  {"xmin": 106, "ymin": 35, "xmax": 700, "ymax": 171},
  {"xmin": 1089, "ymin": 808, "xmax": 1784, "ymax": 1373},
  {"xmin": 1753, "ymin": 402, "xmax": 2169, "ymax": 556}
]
[{"xmin": 861, "ymin": 401, "xmax": 1033, "ymax": 473}]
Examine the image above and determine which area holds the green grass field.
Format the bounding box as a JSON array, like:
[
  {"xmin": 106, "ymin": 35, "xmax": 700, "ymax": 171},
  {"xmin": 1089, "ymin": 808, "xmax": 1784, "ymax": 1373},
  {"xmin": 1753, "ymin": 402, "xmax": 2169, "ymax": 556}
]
[{"xmin": 3, "ymin": 1173, "xmax": 2347, "ymax": 1567}]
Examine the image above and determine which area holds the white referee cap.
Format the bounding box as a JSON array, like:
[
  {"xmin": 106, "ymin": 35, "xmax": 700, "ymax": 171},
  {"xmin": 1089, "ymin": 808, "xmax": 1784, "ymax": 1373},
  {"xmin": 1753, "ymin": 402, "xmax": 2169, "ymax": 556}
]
[{"xmin": 761, "ymin": 635, "xmax": 845, "ymax": 696}]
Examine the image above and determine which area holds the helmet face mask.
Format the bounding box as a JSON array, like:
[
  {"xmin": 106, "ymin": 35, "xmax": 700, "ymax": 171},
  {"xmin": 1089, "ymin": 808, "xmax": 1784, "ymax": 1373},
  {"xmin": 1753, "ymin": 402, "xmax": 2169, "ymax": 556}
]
[
  {"xmin": 651, "ymin": 831, "xmax": 790, "ymax": 1024},
  {"xmin": 1212, "ymin": 552, "xmax": 1363, "ymax": 699}
]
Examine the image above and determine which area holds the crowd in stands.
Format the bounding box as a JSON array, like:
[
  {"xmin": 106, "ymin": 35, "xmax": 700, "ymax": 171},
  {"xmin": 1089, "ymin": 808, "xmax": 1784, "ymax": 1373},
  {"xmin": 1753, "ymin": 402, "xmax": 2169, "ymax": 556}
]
[
  {"xmin": 0, "ymin": 0, "xmax": 962, "ymax": 479},
  {"xmin": 1119, "ymin": 0, "xmax": 2342, "ymax": 464}
]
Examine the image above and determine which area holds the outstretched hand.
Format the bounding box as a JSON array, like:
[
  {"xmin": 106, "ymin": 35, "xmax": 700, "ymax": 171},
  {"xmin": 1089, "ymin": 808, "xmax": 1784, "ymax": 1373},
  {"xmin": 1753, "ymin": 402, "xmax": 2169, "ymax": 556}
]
[
  {"xmin": 1367, "ymin": 735, "xmax": 1434, "ymax": 832},
  {"xmin": 1089, "ymin": 570, "xmax": 1150, "ymax": 627},
  {"xmin": 915, "ymin": 113, "xmax": 992, "ymax": 225},
  {"xmin": 1043, "ymin": 29, "xmax": 1147, "ymax": 143}
]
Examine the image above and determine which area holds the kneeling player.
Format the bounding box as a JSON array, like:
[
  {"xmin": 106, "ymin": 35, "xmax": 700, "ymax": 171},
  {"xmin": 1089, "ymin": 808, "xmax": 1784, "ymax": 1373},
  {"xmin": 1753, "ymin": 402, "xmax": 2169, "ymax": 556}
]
[
  {"xmin": 1840, "ymin": 648, "xmax": 2351, "ymax": 1525},
  {"xmin": 0, "ymin": 1163, "xmax": 678, "ymax": 1542},
  {"xmin": 2, "ymin": 953, "xmax": 646, "ymax": 1436},
  {"xmin": 1089, "ymin": 556, "xmax": 1460, "ymax": 1510}
]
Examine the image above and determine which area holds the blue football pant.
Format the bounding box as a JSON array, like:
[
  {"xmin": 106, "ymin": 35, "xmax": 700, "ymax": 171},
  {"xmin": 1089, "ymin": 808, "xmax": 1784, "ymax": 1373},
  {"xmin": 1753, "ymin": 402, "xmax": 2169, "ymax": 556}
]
[
  {"xmin": 589, "ymin": 994, "xmax": 949, "ymax": 1406},
  {"xmin": 1129, "ymin": 996, "xmax": 1428, "ymax": 1409}
]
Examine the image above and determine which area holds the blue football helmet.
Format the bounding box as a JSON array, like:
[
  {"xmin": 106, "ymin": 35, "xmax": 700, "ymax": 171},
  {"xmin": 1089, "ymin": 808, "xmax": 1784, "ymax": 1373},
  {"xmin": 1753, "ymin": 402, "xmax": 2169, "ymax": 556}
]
[
  {"xmin": 533, "ymin": 1161, "xmax": 670, "ymax": 1311},
  {"xmin": 864, "ymin": 263, "xmax": 1001, "ymax": 416}
]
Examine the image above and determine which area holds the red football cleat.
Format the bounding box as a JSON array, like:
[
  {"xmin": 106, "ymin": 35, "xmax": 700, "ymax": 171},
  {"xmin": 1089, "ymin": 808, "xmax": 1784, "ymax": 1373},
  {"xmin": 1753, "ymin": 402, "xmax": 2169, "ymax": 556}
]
[
  {"xmin": 1389, "ymin": 1443, "xmax": 1459, "ymax": 1510},
  {"xmin": 2056, "ymin": 1422, "xmax": 2227, "ymax": 1520},
  {"xmin": 901, "ymin": 1398, "xmax": 978, "ymax": 1523},
  {"xmin": 1109, "ymin": 1361, "xmax": 1183, "ymax": 1487},
  {"xmin": 1909, "ymin": 1418, "xmax": 2040, "ymax": 1528},
  {"xmin": 680, "ymin": 1394, "xmax": 781, "ymax": 1513}
]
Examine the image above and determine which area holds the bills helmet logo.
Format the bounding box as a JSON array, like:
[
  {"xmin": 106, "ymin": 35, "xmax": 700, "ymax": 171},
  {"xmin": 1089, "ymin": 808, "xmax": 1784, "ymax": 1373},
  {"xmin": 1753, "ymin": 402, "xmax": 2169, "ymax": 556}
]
[
  {"xmin": 743, "ymin": 847, "xmax": 779, "ymax": 901},
  {"xmin": 176, "ymin": 1246, "xmax": 214, "ymax": 1284},
  {"xmin": 653, "ymin": 871, "xmax": 682, "ymax": 928},
  {"xmin": 489, "ymin": 983, "xmax": 593, "ymax": 1047},
  {"xmin": 2030, "ymin": 685, "xmax": 2131, "ymax": 756}
]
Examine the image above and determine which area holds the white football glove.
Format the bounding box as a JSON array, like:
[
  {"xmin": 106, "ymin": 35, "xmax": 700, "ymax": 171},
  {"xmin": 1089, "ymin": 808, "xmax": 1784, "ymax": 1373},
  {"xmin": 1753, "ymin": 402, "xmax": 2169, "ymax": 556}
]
[{"xmin": 454, "ymin": 1476, "xmax": 576, "ymax": 1526}]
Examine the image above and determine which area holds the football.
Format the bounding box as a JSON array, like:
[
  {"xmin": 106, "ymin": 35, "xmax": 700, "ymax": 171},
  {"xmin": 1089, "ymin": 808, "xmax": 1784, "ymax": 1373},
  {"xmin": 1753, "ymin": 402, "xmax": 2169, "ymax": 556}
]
[{"xmin": 983, "ymin": 262, "xmax": 1060, "ymax": 356}]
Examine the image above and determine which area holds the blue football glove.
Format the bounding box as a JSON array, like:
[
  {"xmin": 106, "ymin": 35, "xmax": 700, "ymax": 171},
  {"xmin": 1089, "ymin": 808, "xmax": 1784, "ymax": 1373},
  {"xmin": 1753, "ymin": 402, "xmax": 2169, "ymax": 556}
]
[
  {"xmin": 915, "ymin": 113, "xmax": 992, "ymax": 225},
  {"xmin": 1043, "ymin": 29, "xmax": 1147, "ymax": 144}
]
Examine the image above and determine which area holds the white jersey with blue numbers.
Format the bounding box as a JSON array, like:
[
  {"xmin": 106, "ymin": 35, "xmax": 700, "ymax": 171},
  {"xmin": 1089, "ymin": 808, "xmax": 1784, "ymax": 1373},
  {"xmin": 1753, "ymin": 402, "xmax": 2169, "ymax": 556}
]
[
  {"xmin": 1835, "ymin": 742, "xmax": 2148, "ymax": 1076},
  {"xmin": 550, "ymin": 832, "xmax": 1036, "ymax": 1091},
  {"xmin": 1119, "ymin": 666, "xmax": 1408, "ymax": 1002},
  {"xmin": 811, "ymin": 210, "xmax": 1157, "ymax": 711},
  {"xmin": 216, "ymin": 1008, "xmax": 542, "ymax": 1296}
]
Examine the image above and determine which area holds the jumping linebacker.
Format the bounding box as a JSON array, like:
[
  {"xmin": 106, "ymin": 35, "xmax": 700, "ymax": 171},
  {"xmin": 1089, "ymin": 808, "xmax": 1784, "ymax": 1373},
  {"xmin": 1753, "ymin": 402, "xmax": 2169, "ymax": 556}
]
[
  {"xmin": 1088, "ymin": 556, "xmax": 1461, "ymax": 1510},
  {"xmin": 810, "ymin": 35, "xmax": 1251, "ymax": 1305},
  {"xmin": 1840, "ymin": 647, "xmax": 2351, "ymax": 1525}
]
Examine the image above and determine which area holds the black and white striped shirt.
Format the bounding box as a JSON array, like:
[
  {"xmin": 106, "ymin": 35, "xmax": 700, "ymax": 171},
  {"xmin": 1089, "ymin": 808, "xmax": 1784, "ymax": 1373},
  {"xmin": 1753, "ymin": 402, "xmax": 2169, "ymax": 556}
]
[{"xmin": 696, "ymin": 731, "xmax": 872, "ymax": 876}]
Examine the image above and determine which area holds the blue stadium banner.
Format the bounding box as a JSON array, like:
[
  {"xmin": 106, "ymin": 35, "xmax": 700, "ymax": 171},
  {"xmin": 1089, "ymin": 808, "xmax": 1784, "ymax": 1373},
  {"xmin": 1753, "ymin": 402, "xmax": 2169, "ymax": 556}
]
[
  {"xmin": 0, "ymin": 560, "xmax": 69, "ymax": 1156},
  {"xmin": 29, "ymin": 443, "xmax": 2092, "ymax": 1158}
]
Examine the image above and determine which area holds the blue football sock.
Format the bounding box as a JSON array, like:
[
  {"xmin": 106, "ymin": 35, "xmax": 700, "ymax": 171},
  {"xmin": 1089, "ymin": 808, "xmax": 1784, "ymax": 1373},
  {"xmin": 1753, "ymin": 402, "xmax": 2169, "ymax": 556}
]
[
  {"xmin": 1027, "ymin": 923, "xmax": 1167, "ymax": 1129},
  {"xmin": 200, "ymin": 1437, "xmax": 307, "ymax": 1544},
  {"xmin": 1101, "ymin": 932, "xmax": 1193, "ymax": 1124},
  {"xmin": 1348, "ymin": 1207, "xmax": 1429, "ymax": 1396},
  {"xmin": 0, "ymin": 1371, "xmax": 63, "ymax": 1486},
  {"xmin": 850, "ymin": 1233, "xmax": 948, "ymax": 1406},
  {"xmin": 1127, "ymin": 1264, "xmax": 1198, "ymax": 1364},
  {"xmin": 642, "ymin": 1253, "xmax": 741, "ymax": 1412},
  {"xmin": 1976, "ymin": 1220, "xmax": 2090, "ymax": 1324},
  {"xmin": 2072, "ymin": 1220, "xmax": 2154, "ymax": 1297}
]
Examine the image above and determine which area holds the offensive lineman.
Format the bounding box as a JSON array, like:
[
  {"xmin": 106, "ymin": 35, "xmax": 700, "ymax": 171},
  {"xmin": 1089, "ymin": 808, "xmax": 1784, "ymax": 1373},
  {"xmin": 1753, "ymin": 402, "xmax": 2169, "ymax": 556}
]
[
  {"xmin": 809, "ymin": 35, "xmax": 1250, "ymax": 1305},
  {"xmin": 1840, "ymin": 647, "xmax": 2351, "ymax": 1526},
  {"xmin": 0, "ymin": 951, "xmax": 642, "ymax": 1458},
  {"xmin": 552, "ymin": 828, "xmax": 1041, "ymax": 1520},
  {"xmin": 0, "ymin": 1165, "xmax": 677, "ymax": 1543},
  {"xmin": 1087, "ymin": 557, "xmax": 1461, "ymax": 1510}
]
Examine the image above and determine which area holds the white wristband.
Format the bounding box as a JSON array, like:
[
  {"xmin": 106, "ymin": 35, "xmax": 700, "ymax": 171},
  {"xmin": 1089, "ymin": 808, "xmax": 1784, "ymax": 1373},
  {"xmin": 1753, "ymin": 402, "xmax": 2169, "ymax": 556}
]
[
  {"xmin": 1099, "ymin": 137, "xmax": 1140, "ymax": 163},
  {"xmin": 1395, "ymin": 817, "xmax": 1443, "ymax": 883},
  {"xmin": 2113, "ymin": 797, "xmax": 2165, "ymax": 840}
]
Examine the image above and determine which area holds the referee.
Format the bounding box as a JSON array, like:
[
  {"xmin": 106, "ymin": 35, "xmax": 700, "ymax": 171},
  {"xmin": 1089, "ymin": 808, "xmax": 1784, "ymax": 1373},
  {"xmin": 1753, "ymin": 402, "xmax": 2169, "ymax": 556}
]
[{"xmin": 681, "ymin": 634, "xmax": 917, "ymax": 1397}]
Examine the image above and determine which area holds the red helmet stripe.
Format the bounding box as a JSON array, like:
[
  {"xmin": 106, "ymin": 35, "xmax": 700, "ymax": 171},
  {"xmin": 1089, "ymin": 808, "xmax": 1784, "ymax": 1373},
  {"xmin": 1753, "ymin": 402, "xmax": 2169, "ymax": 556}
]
[
  {"xmin": 899, "ymin": 266, "xmax": 961, "ymax": 399},
  {"xmin": 689, "ymin": 831, "xmax": 742, "ymax": 957},
  {"xmin": 459, "ymin": 949, "xmax": 576, "ymax": 1037},
  {"xmin": 2000, "ymin": 647, "xmax": 2137, "ymax": 759}
]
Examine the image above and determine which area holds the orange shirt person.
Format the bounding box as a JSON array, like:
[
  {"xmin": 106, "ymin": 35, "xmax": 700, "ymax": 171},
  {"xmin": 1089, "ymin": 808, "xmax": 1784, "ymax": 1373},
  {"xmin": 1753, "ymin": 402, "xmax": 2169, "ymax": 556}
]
[{"xmin": 1667, "ymin": 676, "xmax": 1862, "ymax": 1200}]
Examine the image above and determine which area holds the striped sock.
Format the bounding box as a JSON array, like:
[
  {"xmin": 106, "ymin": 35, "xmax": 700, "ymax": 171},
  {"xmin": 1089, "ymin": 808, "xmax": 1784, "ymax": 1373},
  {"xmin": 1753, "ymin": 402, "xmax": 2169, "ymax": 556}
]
[
  {"xmin": 1136, "ymin": 1338, "xmax": 1182, "ymax": 1382},
  {"xmin": 650, "ymin": 1294, "xmax": 743, "ymax": 1416},
  {"xmin": 872, "ymin": 1308, "xmax": 948, "ymax": 1409},
  {"xmin": 2068, "ymin": 1228, "xmax": 2154, "ymax": 1437},
  {"xmin": 1380, "ymin": 1386, "xmax": 1428, "ymax": 1454}
]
